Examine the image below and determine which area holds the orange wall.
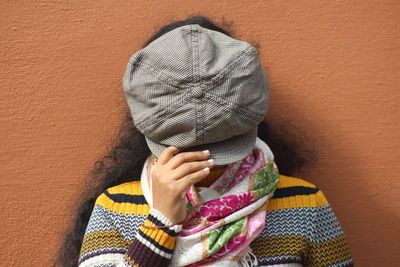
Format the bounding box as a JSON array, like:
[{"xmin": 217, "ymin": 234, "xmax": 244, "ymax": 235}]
[{"xmin": 1, "ymin": 1, "xmax": 399, "ymax": 266}]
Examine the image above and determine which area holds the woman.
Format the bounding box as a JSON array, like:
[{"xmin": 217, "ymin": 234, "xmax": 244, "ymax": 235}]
[{"xmin": 55, "ymin": 16, "xmax": 353, "ymax": 267}]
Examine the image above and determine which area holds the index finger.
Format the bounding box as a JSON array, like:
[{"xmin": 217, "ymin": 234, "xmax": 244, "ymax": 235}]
[{"xmin": 157, "ymin": 146, "xmax": 182, "ymax": 165}]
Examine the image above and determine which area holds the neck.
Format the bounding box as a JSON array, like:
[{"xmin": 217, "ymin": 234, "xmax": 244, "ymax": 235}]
[{"xmin": 194, "ymin": 164, "xmax": 228, "ymax": 187}]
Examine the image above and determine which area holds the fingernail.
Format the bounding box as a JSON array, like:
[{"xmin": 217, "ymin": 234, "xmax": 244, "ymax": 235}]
[
  {"xmin": 208, "ymin": 159, "xmax": 214, "ymax": 163},
  {"xmin": 203, "ymin": 150, "xmax": 210, "ymax": 154},
  {"xmin": 203, "ymin": 167, "xmax": 210, "ymax": 172}
]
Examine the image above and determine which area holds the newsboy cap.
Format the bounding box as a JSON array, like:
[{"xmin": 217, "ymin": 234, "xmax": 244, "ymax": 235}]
[{"xmin": 122, "ymin": 24, "xmax": 269, "ymax": 165}]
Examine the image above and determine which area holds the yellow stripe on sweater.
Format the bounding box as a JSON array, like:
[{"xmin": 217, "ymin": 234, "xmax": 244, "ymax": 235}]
[
  {"xmin": 139, "ymin": 221, "xmax": 176, "ymax": 250},
  {"xmin": 265, "ymin": 175, "xmax": 328, "ymax": 211},
  {"xmin": 276, "ymin": 175, "xmax": 317, "ymax": 189},
  {"xmin": 95, "ymin": 180, "xmax": 150, "ymax": 214},
  {"xmin": 250, "ymin": 234, "xmax": 351, "ymax": 265},
  {"xmin": 307, "ymin": 236, "xmax": 353, "ymax": 266},
  {"xmin": 106, "ymin": 180, "xmax": 144, "ymax": 195},
  {"xmin": 95, "ymin": 191, "xmax": 150, "ymax": 215},
  {"xmin": 80, "ymin": 230, "xmax": 130, "ymax": 255},
  {"xmin": 95, "ymin": 176, "xmax": 327, "ymax": 214}
]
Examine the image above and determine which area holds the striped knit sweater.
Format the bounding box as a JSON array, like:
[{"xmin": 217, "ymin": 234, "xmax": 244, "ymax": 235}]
[{"xmin": 78, "ymin": 172, "xmax": 353, "ymax": 267}]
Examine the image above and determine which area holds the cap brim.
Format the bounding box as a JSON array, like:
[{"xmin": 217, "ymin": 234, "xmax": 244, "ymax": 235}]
[{"xmin": 144, "ymin": 128, "xmax": 257, "ymax": 166}]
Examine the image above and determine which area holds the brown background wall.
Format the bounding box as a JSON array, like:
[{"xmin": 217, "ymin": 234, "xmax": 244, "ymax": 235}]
[{"xmin": 1, "ymin": 1, "xmax": 399, "ymax": 266}]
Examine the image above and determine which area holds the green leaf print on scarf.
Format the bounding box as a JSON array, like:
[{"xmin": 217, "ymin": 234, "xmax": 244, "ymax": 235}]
[
  {"xmin": 207, "ymin": 218, "xmax": 245, "ymax": 255},
  {"xmin": 253, "ymin": 162, "xmax": 280, "ymax": 199},
  {"xmin": 186, "ymin": 201, "xmax": 193, "ymax": 211}
]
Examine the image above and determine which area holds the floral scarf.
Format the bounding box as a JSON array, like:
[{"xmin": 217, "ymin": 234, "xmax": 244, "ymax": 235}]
[{"xmin": 140, "ymin": 137, "xmax": 280, "ymax": 266}]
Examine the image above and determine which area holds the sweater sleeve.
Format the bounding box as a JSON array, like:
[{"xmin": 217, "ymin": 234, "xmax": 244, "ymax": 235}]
[
  {"xmin": 78, "ymin": 192, "xmax": 182, "ymax": 267},
  {"xmin": 304, "ymin": 189, "xmax": 353, "ymax": 267}
]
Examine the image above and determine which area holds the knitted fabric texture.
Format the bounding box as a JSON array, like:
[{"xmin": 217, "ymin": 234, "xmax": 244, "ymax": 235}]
[{"xmin": 78, "ymin": 159, "xmax": 353, "ymax": 267}]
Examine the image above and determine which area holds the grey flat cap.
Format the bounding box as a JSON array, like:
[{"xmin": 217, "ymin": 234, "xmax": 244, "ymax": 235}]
[{"xmin": 122, "ymin": 24, "xmax": 269, "ymax": 165}]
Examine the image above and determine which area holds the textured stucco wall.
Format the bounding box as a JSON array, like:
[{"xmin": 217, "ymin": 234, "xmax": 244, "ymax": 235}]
[{"xmin": 1, "ymin": 1, "xmax": 399, "ymax": 266}]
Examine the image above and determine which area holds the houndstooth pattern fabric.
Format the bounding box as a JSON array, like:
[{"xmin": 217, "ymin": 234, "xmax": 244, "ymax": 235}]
[{"xmin": 122, "ymin": 24, "xmax": 269, "ymax": 165}]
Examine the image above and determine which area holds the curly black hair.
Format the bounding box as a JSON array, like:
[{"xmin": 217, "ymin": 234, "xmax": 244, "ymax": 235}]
[{"xmin": 53, "ymin": 15, "xmax": 318, "ymax": 267}]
